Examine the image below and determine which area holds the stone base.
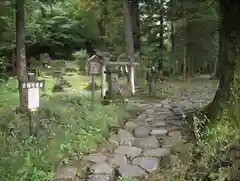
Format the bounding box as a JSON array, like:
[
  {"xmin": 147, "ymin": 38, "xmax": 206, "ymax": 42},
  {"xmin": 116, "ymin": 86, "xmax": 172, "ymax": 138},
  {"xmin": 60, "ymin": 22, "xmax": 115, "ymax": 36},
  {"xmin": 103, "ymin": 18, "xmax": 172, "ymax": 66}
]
[
  {"xmin": 15, "ymin": 106, "xmax": 28, "ymax": 114},
  {"xmin": 101, "ymin": 99, "xmax": 112, "ymax": 105},
  {"xmin": 52, "ymin": 85, "xmax": 64, "ymax": 92}
]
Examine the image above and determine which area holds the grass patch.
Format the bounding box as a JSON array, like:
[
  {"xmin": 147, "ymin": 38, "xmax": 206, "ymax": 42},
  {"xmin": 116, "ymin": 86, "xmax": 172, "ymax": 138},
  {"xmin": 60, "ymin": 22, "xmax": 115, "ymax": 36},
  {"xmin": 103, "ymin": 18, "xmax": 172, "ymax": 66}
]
[{"xmin": 0, "ymin": 77, "xmax": 127, "ymax": 181}]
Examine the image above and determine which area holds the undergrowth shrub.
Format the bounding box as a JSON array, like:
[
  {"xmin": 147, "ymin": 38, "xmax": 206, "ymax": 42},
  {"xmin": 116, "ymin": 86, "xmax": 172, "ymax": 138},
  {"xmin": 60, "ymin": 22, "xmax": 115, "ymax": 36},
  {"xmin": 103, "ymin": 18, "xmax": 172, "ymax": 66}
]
[
  {"xmin": 0, "ymin": 89, "xmax": 126, "ymax": 181},
  {"xmin": 188, "ymin": 81, "xmax": 240, "ymax": 180}
]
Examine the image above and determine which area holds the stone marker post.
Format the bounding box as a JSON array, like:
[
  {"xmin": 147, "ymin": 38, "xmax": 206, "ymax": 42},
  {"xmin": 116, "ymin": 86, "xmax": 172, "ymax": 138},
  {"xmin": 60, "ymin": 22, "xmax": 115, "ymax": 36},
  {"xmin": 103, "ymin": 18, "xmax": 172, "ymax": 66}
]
[
  {"xmin": 147, "ymin": 67, "xmax": 156, "ymax": 96},
  {"xmin": 101, "ymin": 61, "xmax": 107, "ymax": 98},
  {"xmin": 52, "ymin": 68, "xmax": 63, "ymax": 92}
]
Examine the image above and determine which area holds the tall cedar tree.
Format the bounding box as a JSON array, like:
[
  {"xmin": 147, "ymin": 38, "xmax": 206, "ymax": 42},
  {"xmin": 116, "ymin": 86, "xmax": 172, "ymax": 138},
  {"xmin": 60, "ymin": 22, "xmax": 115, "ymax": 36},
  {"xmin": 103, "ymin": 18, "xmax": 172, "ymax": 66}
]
[{"xmin": 206, "ymin": 0, "xmax": 240, "ymax": 118}]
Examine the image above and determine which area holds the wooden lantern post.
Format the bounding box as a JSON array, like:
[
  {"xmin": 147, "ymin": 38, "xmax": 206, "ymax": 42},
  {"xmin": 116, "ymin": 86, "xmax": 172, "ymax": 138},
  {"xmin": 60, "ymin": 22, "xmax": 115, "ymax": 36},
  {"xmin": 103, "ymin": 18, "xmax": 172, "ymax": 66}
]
[
  {"xmin": 101, "ymin": 60, "xmax": 107, "ymax": 98},
  {"xmin": 86, "ymin": 55, "xmax": 102, "ymax": 108}
]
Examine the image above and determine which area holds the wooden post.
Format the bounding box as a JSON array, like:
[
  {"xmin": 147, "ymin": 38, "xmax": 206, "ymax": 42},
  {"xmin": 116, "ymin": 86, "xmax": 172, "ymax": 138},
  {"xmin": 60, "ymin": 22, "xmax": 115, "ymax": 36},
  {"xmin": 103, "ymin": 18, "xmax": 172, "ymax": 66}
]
[
  {"xmin": 91, "ymin": 74, "xmax": 95, "ymax": 108},
  {"xmin": 129, "ymin": 61, "xmax": 135, "ymax": 95},
  {"xmin": 108, "ymin": 71, "xmax": 113, "ymax": 100},
  {"xmin": 28, "ymin": 73, "xmax": 36, "ymax": 136},
  {"xmin": 147, "ymin": 68, "xmax": 156, "ymax": 96},
  {"xmin": 101, "ymin": 62, "xmax": 106, "ymax": 98},
  {"xmin": 86, "ymin": 55, "xmax": 102, "ymax": 107},
  {"xmin": 147, "ymin": 68, "xmax": 152, "ymax": 95}
]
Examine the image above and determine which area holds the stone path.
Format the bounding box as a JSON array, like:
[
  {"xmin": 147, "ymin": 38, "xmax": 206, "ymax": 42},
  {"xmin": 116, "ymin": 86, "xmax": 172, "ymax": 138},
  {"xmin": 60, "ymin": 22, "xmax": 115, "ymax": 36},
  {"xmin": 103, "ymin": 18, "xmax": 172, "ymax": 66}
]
[{"xmin": 53, "ymin": 77, "xmax": 218, "ymax": 181}]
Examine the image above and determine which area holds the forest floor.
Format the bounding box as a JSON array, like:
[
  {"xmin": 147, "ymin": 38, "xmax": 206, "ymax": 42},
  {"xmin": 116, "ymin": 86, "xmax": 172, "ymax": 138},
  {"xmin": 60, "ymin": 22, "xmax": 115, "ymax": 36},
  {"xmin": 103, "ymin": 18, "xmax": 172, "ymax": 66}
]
[{"xmin": 53, "ymin": 74, "xmax": 219, "ymax": 181}]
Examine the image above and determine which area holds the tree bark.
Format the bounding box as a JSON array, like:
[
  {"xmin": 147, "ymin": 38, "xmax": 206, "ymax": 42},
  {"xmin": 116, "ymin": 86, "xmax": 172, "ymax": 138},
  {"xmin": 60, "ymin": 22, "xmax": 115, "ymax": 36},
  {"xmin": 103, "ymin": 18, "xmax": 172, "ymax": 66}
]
[
  {"xmin": 206, "ymin": 0, "xmax": 240, "ymax": 119},
  {"xmin": 85, "ymin": 40, "xmax": 95, "ymax": 57},
  {"xmin": 214, "ymin": 20, "xmax": 224, "ymax": 79},
  {"xmin": 185, "ymin": 16, "xmax": 196, "ymax": 77},
  {"xmin": 170, "ymin": 0, "xmax": 175, "ymax": 54},
  {"xmin": 16, "ymin": 0, "xmax": 27, "ymax": 110},
  {"xmin": 171, "ymin": 22, "xmax": 177, "ymax": 75},
  {"xmin": 183, "ymin": 46, "xmax": 187, "ymax": 81},
  {"xmin": 123, "ymin": 0, "xmax": 135, "ymax": 95},
  {"xmin": 98, "ymin": 0, "xmax": 107, "ymax": 38},
  {"xmin": 158, "ymin": 0, "xmax": 164, "ymax": 70},
  {"xmin": 186, "ymin": 42, "xmax": 195, "ymax": 77},
  {"xmin": 129, "ymin": 0, "xmax": 140, "ymax": 53}
]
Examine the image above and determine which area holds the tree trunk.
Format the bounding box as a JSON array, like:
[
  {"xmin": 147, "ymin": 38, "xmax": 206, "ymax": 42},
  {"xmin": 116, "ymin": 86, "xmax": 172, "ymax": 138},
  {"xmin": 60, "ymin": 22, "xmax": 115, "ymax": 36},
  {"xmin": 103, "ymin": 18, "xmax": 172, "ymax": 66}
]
[
  {"xmin": 206, "ymin": 0, "xmax": 240, "ymax": 119},
  {"xmin": 16, "ymin": 0, "xmax": 27, "ymax": 110},
  {"xmin": 186, "ymin": 42, "xmax": 195, "ymax": 77},
  {"xmin": 129, "ymin": 0, "xmax": 142, "ymax": 86},
  {"xmin": 214, "ymin": 20, "xmax": 224, "ymax": 79},
  {"xmin": 98, "ymin": 0, "xmax": 107, "ymax": 38},
  {"xmin": 12, "ymin": 0, "xmax": 16, "ymax": 75},
  {"xmin": 85, "ymin": 40, "xmax": 95, "ymax": 57},
  {"xmin": 186, "ymin": 16, "xmax": 196, "ymax": 77},
  {"xmin": 171, "ymin": 21, "xmax": 176, "ymax": 75},
  {"xmin": 123, "ymin": 0, "xmax": 135, "ymax": 95},
  {"xmin": 170, "ymin": 0, "xmax": 175, "ymax": 54},
  {"xmin": 158, "ymin": 0, "xmax": 164, "ymax": 71},
  {"xmin": 129, "ymin": 0, "xmax": 140, "ymax": 53},
  {"xmin": 183, "ymin": 46, "xmax": 187, "ymax": 81},
  {"xmin": 12, "ymin": 49, "xmax": 16, "ymax": 74}
]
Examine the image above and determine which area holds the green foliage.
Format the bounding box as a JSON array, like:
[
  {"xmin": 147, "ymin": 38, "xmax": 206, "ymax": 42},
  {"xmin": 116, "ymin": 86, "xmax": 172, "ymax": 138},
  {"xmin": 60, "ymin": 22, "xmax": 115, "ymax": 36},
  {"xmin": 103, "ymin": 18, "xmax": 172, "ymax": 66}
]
[
  {"xmin": 0, "ymin": 56, "xmax": 11, "ymax": 86},
  {"xmin": 72, "ymin": 50, "xmax": 88, "ymax": 71},
  {"xmin": 187, "ymin": 92, "xmax": 240, "ymax": 180},
  {"xmin": 0, "ymin": 79, "xmax": 126, "ymax": 181},
  {"xmin": 0, "ymin": 0, "xmax": 126, "ymax": 63},
  {"xmin": 50, "ymin": 59, "xmax": 66, "ymax": 68}
]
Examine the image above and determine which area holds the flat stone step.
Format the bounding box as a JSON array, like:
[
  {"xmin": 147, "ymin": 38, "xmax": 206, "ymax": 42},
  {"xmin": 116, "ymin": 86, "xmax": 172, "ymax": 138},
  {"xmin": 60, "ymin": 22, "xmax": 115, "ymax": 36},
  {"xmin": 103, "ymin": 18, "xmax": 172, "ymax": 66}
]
[
  {"xmin": 117, "ymin": 164, "xmax": 147, "ymax": 177},
  {"xmin": 142, "ymin": 148, "xmax": 171, "ymax": 157},
  {"xmin": 132, "ymin": 157, "xmax": 160, "ymax": 172},
  {"xmin": 134, "ymin": 136, "xmax": 160, "ymax": 149},
  {"xmin": 149, "ymin": 129, "xmax": 168, "ymax": 136}
]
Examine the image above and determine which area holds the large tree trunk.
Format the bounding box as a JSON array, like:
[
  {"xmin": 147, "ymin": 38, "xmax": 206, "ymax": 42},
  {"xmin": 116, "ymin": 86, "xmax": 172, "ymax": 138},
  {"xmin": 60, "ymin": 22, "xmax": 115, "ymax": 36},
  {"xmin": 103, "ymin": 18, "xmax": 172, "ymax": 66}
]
[
  {"xmin": 123, "ymin": 0, "xmax": 135, "ymax": 95},
  {"xmin": 98, "ymin": 0, "xmax": 107, "ymax": 38},
  {"xmin": 158, "ymin": 0, "xmax": 164, "ymax": 71},
  {"xmin": 183, "ymin": 46, "xmax": 187, "ymax": 81},
  {"xmin": 16, "ymin": 0, "xmax": 27, "ymax": 110},
  {"xmin": 85, "ymin": 40, "xmax": 95, "ymax": 57},
  {"xmin": 129, "ymin": 0, "xmax": 140, "ymax": 53},
  {"xmin": 12, "ymin": 0, "xmax": 16, "ymax": 75},
  {"xmin": 171, "ymin": 21, "xmax": 176, "ymax": 75},
  {"xmin": 129, "ymin": 0, "xmax": 143, "ymax": 85},
  {"xmin": 206, "ymin": 0, "xmax": 240, "ymax": 119},
  {"xmin": 186, "ymin": 42, "xmax": 195, "ymax": 77},
  {"xmin": 185, "ymin": 16, "xmax": 197, "ymax": 77},
  {"xmin": 170, "ymin": 0, "xmax": 175, "ymax": 54},
  {"xmin": 214, "ymin": 20, "xmax": 224, "ymax": 79}
]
